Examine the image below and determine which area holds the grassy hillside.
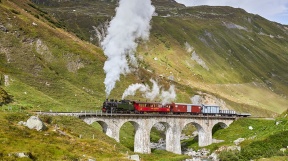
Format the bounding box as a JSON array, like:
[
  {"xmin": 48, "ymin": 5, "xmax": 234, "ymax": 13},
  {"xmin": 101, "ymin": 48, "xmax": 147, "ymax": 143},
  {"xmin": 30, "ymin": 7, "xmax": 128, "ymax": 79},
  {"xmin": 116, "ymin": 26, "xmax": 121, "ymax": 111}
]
[
  {"xmin": 0, "ymin": 0, "xmax": 287, "ymax": 116},
  {"xmin": 0, "ymin": 111, "xmax": 130, "ymax": 160},
  {"xmin": 181, "ymin": 110, "xmax": 288, "ymax": 160},
  {"xmin": 0, "ymin": 111, "xmax": 192, "ymax": 161},
  {"xmin": 0, "ymin": 0, "xmax": 108, "ymax": 111},
  {"xmin": 5, "ymin": 1, "xmax": 288, "ymax": 116}
]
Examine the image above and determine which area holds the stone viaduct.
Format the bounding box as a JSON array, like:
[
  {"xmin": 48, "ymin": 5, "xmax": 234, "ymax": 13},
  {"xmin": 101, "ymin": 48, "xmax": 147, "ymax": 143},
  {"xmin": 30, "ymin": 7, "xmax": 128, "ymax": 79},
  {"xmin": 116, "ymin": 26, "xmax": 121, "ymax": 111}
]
[{"xmin": 80, "ymin": 114, "xmax": 235, "ymax": 154}]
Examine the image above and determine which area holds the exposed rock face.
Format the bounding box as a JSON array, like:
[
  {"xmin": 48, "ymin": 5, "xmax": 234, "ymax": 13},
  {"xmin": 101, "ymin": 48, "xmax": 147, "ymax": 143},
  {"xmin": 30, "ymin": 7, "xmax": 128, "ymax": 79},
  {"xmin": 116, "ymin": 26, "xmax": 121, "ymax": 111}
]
[
  {"xmin": 191, "ymin": 92, "xmax": 229, "ymax": 110},
  {"xmin": 185, "ymin": 42, "xmax": 209, "ymax": 71},
  {"xmin": 26, "ymin": 116, "xmax": 46, "ymax": 131},
  {"xmin": 65, "ymin": 53, "xmax": 85, "ymax": 73},
  {"xmin": 35, "ymin": 39, "xmax": 53, "ymax": 62},
  {"xmin": 222, "ymin": 21, "xmax": 248, "ymax": 31},
  {"xmin": 0, "ymin": 23, "xmax": 8, "ymax": 32},
  {"xmin": 183, "ymin": 148, "xmax": 210, "ymax": 160},
  {"xmin": 234, "ymin": 138, "xmax": 245, "ymax": 145},
  {"xmin": 4, "ymin": 75, "xmax": 10, "ymax": 86}
]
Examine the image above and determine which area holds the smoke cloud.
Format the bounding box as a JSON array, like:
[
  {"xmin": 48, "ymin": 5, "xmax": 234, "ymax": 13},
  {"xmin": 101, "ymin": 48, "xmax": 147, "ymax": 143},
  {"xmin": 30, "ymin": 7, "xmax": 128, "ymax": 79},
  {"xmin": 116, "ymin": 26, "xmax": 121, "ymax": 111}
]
[
  {"xmin": 159, "ymin": 85, "xmax": 176, "ymax": 105},
  {"xmin": 101, "ymin": 0, "xmax": 155, "ymax": 97},
  {"xmin": 122, "ymin": 79, "xmax": 176, "ymax": 104}
]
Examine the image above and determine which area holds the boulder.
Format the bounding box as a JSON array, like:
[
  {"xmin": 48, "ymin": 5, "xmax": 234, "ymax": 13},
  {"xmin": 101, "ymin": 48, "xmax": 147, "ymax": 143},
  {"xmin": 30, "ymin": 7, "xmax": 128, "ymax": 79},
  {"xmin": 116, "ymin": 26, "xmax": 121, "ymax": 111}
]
[
  {"xmin": 26, "ymin": 116, "xmax": 46, "ymax": 131},
  {"xmin": 0, "ymin": 24, "xmax": 8, "ymax": 32},
  {"xmin": 18, "ymin": 121, "xmax": 26, "ymax": 126},
  {"xmin": 129, "ymin": 155, "xmax": 140, "ymax": 161},
  {"xmin": 234, "ymin": 138, "xmax": 245, "ymax": 145},
  {"xmin": 15, "ymin": 152, "xmax": 29, "ymax": 158}
]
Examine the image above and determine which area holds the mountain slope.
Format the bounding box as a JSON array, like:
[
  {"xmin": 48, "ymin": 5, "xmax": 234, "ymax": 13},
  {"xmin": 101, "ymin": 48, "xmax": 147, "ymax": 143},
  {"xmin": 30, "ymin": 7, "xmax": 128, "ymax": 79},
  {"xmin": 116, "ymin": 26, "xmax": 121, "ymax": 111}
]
[
  {"xmin": 0, "ymin": 0, "xmax": 287, "ymax": 116},
  {"xmin": 0, "ymin": 0, "xmax": 108, "ymax": 111}
]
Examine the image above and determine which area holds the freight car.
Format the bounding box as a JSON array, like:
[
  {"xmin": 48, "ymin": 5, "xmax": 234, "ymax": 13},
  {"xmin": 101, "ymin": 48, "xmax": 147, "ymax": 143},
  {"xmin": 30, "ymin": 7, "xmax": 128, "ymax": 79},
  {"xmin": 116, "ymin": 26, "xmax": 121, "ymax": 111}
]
[
  {"xmin": 201, "ymin": 105, "xmax": 237, "ymax": 116},
  {"xmin": 171, "ymin": 103, "xmax": 202, "ymax": 115}
]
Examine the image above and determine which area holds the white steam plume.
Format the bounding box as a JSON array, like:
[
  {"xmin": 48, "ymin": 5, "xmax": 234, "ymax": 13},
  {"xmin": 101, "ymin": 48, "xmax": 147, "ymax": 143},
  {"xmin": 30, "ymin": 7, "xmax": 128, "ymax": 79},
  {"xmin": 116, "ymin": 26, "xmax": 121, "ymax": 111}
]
[
  {"xmin": 122, "ymin": 79, "xmax": 176, "ymax": 104},
  {"xmin": 101, "ymin": 0, "xmax": 155, "ymax": 97},
  {"xmin": 144, "ymin": 79, "xmax": 160, "ymax": 100},
  {"xmin": 159, "ymin": 85, "xmax": 176, "ymax": 105},
  {"xmin": 121, "ymin": 83, "xmax": 149, "ymax": 99}
]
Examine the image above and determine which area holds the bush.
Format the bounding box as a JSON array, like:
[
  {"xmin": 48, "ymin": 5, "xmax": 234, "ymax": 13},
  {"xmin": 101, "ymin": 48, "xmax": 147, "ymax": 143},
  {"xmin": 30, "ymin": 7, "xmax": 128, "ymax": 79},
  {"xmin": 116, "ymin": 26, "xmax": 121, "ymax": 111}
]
[
  {"xmin": 218, "ymin": 150, "xmax": 240, "ymax": 161},
  {"xmin": 0, "ymin": 87, "xmax": 13, "ymax": 106},
  {"xmin": 10, "ymin": 9, "xmax": 20, "ymax": 15}
]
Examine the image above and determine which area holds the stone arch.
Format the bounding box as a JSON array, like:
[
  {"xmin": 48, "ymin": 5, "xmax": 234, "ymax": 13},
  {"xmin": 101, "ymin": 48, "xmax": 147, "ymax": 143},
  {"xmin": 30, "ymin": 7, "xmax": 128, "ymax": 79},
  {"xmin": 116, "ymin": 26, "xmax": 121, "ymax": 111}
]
[
  {"xmin": 182, "ymin": 121, "xmax": 210, "ymax": 147},
  {"xmin": 82, "ymin": 118, "xmax": 119, "ymax": 141},
  {"xmin": 211, "ymin": 121, "xmax": 231, "ymax": 129},
  {"xmin": 118, "ymin": 120, "xmax": 142, "ymax": 152},
  {"xmin": 90, "ymin": 119, "xmax": 119, "ymax": 141},
  {"xmin": 150, "ymin": 122, "xmax": 171, "ymax": 151},
  {"xmin": 95, "ymin": 121, "xmax": 109, "ymax": 134},
  {"xmin": 211, "ymin": 121, "xmax": 231, "ymax": 135},
  {"xmin": 182, "ymin": 121, "xmax": 205, "ymax": 138},
  {"xmin": 182, "ymin": 121, "xmax": 205, "ymax": 142}
]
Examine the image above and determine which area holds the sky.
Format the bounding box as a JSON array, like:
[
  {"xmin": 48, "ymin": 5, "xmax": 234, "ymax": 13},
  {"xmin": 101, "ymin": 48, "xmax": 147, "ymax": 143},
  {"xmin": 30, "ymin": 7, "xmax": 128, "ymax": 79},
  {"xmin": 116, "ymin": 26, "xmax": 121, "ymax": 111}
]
[{"xmin": 175, "ymin": 0, "xmax": 288, "ymax": 25}]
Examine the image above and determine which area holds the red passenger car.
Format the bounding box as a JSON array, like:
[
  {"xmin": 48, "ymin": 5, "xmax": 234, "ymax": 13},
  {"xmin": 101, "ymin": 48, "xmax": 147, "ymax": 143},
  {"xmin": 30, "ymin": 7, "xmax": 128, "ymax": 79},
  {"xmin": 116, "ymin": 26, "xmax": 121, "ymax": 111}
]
[
  {"xmin": 171, "ymin": 103, "xmax": 202, "ymax": 114},
  {"xmin": 132, "ymin": 101, "xmax": 172, "ymax": 113}
]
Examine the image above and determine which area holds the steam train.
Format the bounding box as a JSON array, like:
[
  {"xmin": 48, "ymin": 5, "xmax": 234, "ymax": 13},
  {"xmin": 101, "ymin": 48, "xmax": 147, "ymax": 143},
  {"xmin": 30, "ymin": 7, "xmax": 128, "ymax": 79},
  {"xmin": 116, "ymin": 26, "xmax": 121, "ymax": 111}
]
[{"xmin": 102, "ymin": 99, "xmax": 251, "ymax": 117}]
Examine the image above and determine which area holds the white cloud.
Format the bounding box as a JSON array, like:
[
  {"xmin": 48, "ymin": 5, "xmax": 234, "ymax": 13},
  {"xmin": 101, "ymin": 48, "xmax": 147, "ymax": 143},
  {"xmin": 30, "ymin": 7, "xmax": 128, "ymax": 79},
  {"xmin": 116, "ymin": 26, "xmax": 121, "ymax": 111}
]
[{"xmin": 175, "ymin": 0, "xmax": 288, "ymax": 25}]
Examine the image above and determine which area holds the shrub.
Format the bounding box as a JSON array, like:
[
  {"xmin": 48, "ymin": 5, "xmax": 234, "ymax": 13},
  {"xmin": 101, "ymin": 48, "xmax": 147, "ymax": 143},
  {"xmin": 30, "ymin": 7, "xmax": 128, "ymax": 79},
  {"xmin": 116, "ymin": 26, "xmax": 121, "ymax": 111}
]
[
  {"xmin": 10, "ymin": 9, "xmax": 20, "ymax": 15},
  {"xmin": 0, "ymin": 87, "xmax": 13, "ymax": 106},
  {"xmin": 218, "ymin": 150, "xmax": 240, "ymax": 161}
]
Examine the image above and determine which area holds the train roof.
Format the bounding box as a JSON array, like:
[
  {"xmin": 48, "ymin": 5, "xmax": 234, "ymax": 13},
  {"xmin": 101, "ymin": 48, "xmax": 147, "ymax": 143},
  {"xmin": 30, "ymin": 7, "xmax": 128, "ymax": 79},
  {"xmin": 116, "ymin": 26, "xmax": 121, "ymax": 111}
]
[
  {"xmin": 132, "ymin": 101, "xmax": 173, "ymax": 104},
  {"xmin": 202, "ymin": 104, "xmax": 220, "ymax": 107}
]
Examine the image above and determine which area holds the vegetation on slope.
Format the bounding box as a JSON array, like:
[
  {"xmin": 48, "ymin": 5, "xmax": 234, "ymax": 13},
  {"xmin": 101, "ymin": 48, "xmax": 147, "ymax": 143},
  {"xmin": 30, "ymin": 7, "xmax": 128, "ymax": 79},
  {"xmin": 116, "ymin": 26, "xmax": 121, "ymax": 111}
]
[
  {"xmin": 0, "ymin": 111, "xmax": 131, "ymax": 160},
  {"xmin": 180, "ymin": 110, "xmax": 288, "ymax": 160},
  {"xmin": 217, "ymin": 110, "xmax": 288, "ymax": 160},
  {"xmin": 0, "ymin": 87, "xmax": 13, "ymax": 106},
  {"xmin": 0, "ymin": 0, "xmax": 108, "ymax": 111},
  {"xmin": 176, "ymin": 117, "xmax": 287, "ymax": 161},
  {"xmin": 0, "ymin": 111, "xmax": 191, "ymax": 161},
  {"xmin": 23, "ymin": 0, "xmax": 288, "ymax": 116}
]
